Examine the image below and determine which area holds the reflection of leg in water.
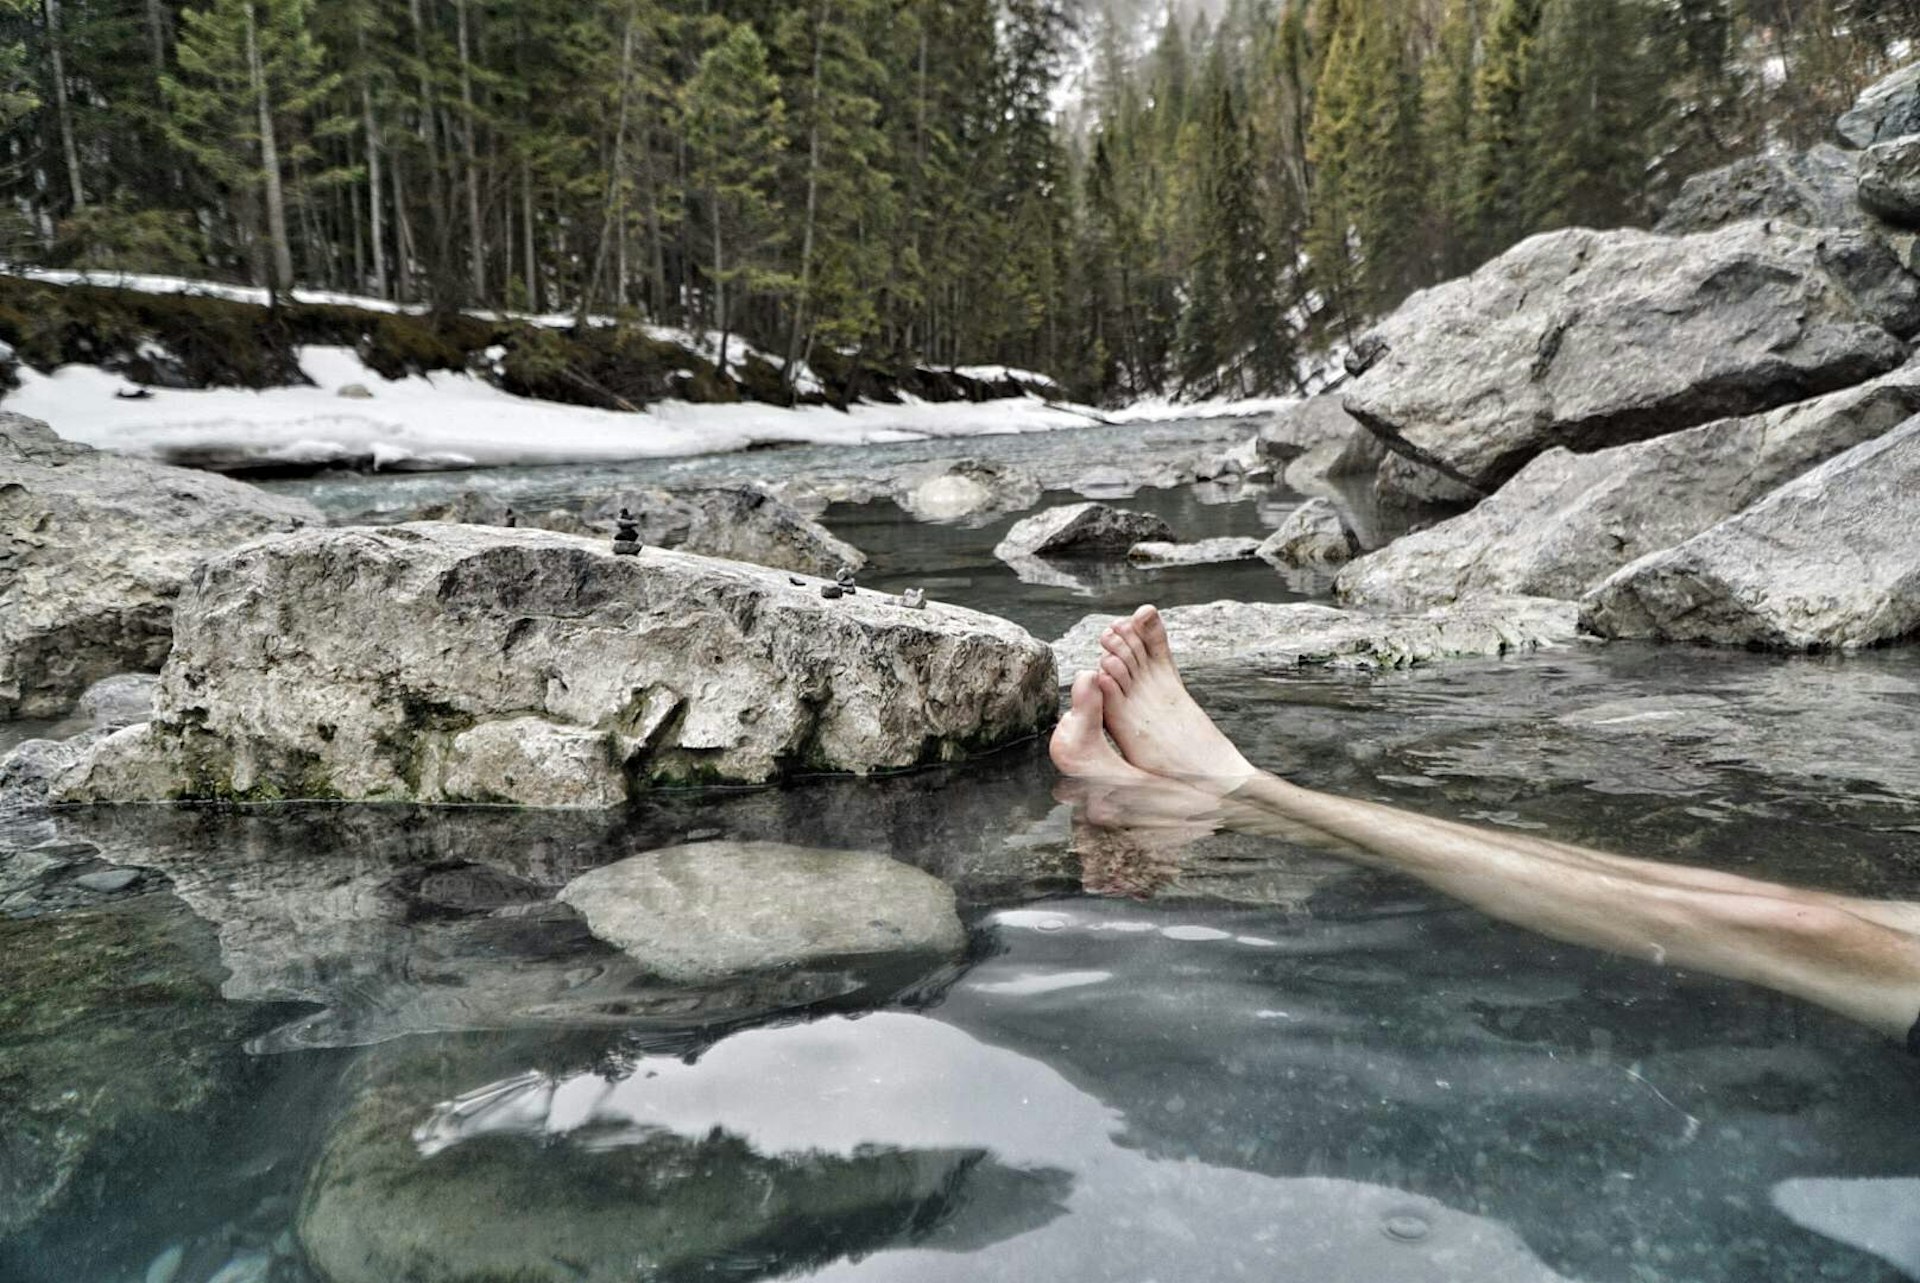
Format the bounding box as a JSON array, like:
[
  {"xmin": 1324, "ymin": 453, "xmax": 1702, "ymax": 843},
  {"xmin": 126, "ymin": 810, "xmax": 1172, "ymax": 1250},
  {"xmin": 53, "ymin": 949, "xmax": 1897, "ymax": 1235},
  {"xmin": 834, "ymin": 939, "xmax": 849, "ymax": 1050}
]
[{"xmin": 1054, "ymin": 604, "xmax": 1920, "ymax": 1046}]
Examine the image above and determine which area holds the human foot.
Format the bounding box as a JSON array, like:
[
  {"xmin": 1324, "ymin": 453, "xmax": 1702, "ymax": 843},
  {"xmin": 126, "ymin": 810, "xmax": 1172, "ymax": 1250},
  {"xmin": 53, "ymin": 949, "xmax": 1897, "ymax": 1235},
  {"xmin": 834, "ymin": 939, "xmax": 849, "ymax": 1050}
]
[{"xmin": 1094, "ymin": 604, "xmax": 1255, "ymax": 794}]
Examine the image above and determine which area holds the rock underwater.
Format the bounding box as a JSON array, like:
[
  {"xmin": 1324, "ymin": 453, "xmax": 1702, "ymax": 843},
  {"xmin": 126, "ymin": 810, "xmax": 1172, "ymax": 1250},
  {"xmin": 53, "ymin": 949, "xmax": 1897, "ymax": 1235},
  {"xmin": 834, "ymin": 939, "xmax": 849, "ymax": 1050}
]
[
  {"xmin": 0, "ymin": 413, "xmax": 319, "ymax": 719},
  {"xmin": 53, "ymin": 524, "xmax": 1057, "ymax": 806}
]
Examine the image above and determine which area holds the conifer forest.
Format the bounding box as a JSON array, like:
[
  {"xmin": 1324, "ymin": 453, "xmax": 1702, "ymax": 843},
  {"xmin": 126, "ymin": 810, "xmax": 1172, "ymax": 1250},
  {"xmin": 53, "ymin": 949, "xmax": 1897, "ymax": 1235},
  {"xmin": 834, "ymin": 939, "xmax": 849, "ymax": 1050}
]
[{"xmin": 2, "ymin": 0, "xmax": 1916, "ymax": 401}]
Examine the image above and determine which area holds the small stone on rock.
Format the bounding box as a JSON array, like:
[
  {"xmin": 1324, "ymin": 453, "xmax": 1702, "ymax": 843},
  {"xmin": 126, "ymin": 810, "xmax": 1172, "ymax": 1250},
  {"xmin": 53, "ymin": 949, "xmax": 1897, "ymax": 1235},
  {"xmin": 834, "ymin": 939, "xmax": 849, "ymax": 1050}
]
[{"xmin": 75, "ymin": 867, "xmax": 141, "ymax": 893}]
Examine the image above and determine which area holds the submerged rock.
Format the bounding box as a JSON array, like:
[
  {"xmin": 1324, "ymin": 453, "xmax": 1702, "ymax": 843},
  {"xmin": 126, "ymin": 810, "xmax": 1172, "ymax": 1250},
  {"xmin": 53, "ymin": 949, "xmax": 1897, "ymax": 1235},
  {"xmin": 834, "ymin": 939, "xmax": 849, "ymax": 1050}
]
[
  {"xmin": 1654, "ymin": 144, "xmax": 1862, "ymax": 234},
  {"xmin": 1341, "ymin": 222, "xmax": 1909, "ymax": 496},
  {"xmin": 994, "ymin": 502, "xmax": 1174, "ymax": 561},
  {"xmin": 1125, "ymin": 537, "xmax": 1263, "ymax": 567},
  {"xmin": 1337, "ymin": 369, "xmax": 1920, "ymax": 610},
  {"xmin": 1258, "ymin": 498, "xmax": 1360, "ymax": 567},
  {"xmin": 1581, "ymin": 413, "xmax": 1920, "ymax": 649},
  {"xmin": 1859, "ymin": 135, "xmax": 1920, "ymax": 229},
  {"xmin": 55, "ymin": 524, "xmax": 1056, "ymax": 805},
  {"xmin": 0, "ymin": 414, "xmax": 318, "ymax": 719},
  {"xmin": 898, "ymin": 458, "xmax": 1042, "ymax": 523},
  {"xmin": 1053, "ymin": 597, "xmax": 1578, "ymax": 676},
  {"xmin": 1836, "ymin": 62, "xmax": 1920, "ymax": 149},
  {"xmin": 558, "ymin": 841, "xmax": 966, "ymax": 983}
]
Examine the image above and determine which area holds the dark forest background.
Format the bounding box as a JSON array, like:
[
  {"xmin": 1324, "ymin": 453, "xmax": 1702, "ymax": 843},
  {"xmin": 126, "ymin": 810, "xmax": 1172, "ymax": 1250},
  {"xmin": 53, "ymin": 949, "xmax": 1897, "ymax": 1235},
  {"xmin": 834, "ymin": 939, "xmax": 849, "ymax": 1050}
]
[{"xmin": 2, "ymin": 0, "xmax": 1914, "ymax": 401}]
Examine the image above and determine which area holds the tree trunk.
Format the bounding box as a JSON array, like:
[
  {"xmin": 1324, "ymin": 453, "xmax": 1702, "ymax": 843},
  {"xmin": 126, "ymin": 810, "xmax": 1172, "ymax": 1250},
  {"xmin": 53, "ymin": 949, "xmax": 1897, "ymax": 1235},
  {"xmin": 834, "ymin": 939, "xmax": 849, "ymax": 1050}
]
[
  {"xmin": 393, "ymin": 150, "xmax": 417, "ymax": 302},
  {"xmin": 143, "ymin": 0, "xmax": 168, "ymax": 91},
  {"xmin": 711, "ymin": 192, "xmax": 728, "ymax": 373},
  {"xmin": 784, "ymin": 0, "xmax": 829, "ymax": 395},
  {"xmin": 455, "ymin": 0, "xmax": 485, "ymax": 300},
  {"xmin": 521, "ymin": 161, "xmax": 538, "ymax": 312},
  {"xmin": 584, "ymin": 14, "xmax": 637, "ymax": 319},
  {"xmin": 248, "ymin": 4, "xmax": 295, "ymax": 296},
  {"xmin": 358, "ymin": 20, "xmax": 389, "ymax": 299},
  {"xmin": 43, "ymin": 0, "xmax": 86, "ymax": 211},
  {"xmin": 407, "ymin": 0, "xmax": 448, "ymax": 303}
]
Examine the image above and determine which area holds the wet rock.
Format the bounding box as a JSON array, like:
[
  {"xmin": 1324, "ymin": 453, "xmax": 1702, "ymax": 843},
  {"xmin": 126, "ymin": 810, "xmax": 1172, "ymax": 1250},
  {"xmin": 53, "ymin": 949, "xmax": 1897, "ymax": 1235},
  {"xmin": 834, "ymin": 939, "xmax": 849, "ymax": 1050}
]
[
  {"xmin": 1654, "ymin": 145, "xmax": 1862, "ymax": 233},
  {"xmin": 54, "ymin": 524, "xmax": 1055, "ymax": 803},
  {"xmin": 1341, "ymin": 222, "xmax": 1909, "ymax": 496},
  {"xmin": 1053, "ymin": 597, "xmax": 1578, "ymax": 676},
  {"xmin": 73, "ymin": 673, "xmax": 159, "ymax": 730},
  {"xmin": 0, "ymin": 413, "xmax": 318, "ymax": 719},
  {"xmin": 1581, "ymin": 413, "xmax": 1920, "ymax": 649},
  {"xmin": 1372, "ymin": 451, "xmax": 1483, "ymax": 508},
  {"xmin": 1256, "ymin": 394, "xmax": 1388, "ymax": 488},
  {"xmin": 1257, "ymin": 499, "xmax": 1360, "ymax": 567},
  {"xmin": 1836, "ymin": 62, "xmax": 1920, "ymax": 149},
  {"xmin": 1125, "ymin": 537, "xmax": 1263, "ymax": 567},
  {"xmin": 1858, "ymin": 135, "xmax": 1920, "ymax": 228},
  {"xmin": 1338, "ymin": 369, "xmax": 1920, "ymax": 609},
  {"xmin": 897, "ymin": 458, "xmax": 1042, "ymax": 524},
  {"xmin": 1, "ymin": 731, "xmax": 113, "ymax": 811},
  {"xmin": 994, "ymin": 502, "xmax": 1174, "ymax": 561},
  {"xmin": 73, "ymin": 867, "xmax": 141, "ymax": 893},
  {"xmin": 558, "ymin": 841, "xmax": 966, "ymax": 983}
]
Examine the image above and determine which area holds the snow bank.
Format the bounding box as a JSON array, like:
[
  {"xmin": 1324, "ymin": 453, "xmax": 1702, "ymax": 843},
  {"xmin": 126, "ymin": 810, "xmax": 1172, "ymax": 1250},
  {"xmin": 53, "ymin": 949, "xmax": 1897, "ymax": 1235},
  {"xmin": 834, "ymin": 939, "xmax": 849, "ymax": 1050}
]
[{"xmin": 4, "ymin": 347, "xmax": 1113, "ymax": 471}]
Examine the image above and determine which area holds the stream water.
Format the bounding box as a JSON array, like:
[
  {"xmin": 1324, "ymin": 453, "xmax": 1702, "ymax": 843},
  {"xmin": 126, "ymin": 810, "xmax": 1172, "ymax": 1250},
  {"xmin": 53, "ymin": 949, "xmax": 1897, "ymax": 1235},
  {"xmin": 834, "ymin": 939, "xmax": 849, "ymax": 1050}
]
[{"xmin": 4, "ymin": 420, "xmax": 1919, "ymax": 1283}]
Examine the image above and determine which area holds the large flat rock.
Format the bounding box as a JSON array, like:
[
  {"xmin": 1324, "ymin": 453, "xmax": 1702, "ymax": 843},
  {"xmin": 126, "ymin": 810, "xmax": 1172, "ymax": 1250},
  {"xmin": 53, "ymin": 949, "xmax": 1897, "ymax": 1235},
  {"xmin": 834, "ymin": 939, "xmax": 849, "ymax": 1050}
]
[
  {"xmin": 1582, "ymin": 413, "xmax": 1920, "ymax": 648},
  {"xmin": 0, "ymin": 413, "xmax": 319, "ymax": 718},
  {"xmin": 1337, "ymin": 369, "xmax": 1920, "ymax": 609},
  {"xmin": 558, "ymin": 841, "xmax": 966, "ymax": 983},
  {"xmin": 1053, "ymin": 598, "xmax": 1578, "ymax": 676},
  {"xmin": 55, "ymin": 524, "xmax": 1056, "ymax": 804},
  {"xmin": 1341, "ymin": 222, "xmax": 1909, "ymax": 495}
]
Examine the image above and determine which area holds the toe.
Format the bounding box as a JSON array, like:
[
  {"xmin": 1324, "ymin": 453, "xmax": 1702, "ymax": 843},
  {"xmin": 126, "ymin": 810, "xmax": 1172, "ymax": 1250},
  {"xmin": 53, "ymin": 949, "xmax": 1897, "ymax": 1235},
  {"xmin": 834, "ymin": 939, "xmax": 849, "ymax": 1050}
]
[
  {"xmin": 1134, "ymin": 604, "xmax": 1171, "ymax": 659},
  {"xmin": 1113, "ymin": 620, "xmax": 1151, "ymax": 671},
  {"xmin": 1099, "ymin": 653, "xmax": 1132, "ymax": 694}
]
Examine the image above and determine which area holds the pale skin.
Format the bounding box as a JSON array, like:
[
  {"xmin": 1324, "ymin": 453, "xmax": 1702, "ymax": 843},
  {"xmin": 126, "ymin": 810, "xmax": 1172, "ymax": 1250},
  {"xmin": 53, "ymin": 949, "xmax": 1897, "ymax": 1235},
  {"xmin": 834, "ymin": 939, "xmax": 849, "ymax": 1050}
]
[{"xmin": 1050, "ymin": 604, "xmax": 1920, "ymax": 1043}]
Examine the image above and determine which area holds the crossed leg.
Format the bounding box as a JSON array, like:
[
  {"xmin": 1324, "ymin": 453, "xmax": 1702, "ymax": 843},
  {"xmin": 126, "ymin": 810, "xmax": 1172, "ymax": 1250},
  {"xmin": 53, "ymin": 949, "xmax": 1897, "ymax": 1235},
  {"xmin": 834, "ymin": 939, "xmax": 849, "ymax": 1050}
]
[{"xmin": 1056, "ymin": 604, "xmax": 1920, "ymax": 1043}]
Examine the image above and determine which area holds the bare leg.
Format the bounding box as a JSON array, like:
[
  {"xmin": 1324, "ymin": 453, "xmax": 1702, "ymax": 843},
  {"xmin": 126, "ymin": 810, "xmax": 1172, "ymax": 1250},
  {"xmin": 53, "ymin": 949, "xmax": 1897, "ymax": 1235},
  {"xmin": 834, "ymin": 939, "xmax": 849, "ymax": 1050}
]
[{"xmin": 1059, "ymin": 606, "xmax": 1920, "ymax": 1042}]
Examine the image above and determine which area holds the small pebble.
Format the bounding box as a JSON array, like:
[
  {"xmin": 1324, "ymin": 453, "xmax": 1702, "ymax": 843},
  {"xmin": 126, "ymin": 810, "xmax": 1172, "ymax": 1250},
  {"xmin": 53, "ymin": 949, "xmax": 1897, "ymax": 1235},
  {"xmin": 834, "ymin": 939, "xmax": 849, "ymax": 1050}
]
[
  {"xmin": 75, "ymin": 868, "xmax": 141, "ymax": 894},
  {"xmin": 820, "ymin": 585, "xmax": 843, "ymax": 599}
]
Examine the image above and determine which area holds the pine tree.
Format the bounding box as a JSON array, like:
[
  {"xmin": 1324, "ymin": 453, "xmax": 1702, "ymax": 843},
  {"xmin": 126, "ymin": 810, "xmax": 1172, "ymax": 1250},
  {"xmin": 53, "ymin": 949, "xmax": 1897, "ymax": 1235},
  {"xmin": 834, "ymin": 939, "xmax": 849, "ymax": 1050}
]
[
  {"xmin": 1520, "ymin": 0, "xmax": 1655, "ymax": 233},
  {"xmin": 1464, "ymin": 0, "xmax": 1545, "ymax": 256},
  {"xmin": 164, "ymin": 0, "xmax": 341, "ymax": 295}
]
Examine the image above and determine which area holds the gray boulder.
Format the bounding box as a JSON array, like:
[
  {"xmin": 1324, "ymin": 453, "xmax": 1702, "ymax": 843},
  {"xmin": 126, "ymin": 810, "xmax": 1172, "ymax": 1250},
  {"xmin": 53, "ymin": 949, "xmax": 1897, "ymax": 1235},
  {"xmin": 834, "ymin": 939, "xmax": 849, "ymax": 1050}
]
[
  {"xmin": 1373, "ymin": 451, "xmax": 1482, "ymax": 508},
  {"xmin": 1836, "ymin": 62, "xmax": 1920, "ymax": 149},
  {"xmin": 1256, "ymin": 394, "xmax": 1387, "ymax": 488},
  {"xmin": 1582, "ymin": 413, "xmax": 1920, "ymax": 649},
  {"xmin": 1654, "ymin": 144, "xmax": 1862, "ymax": 234},
  {"xmin": 1338, "ymin": 369, "xmax": 1920, "ymax": 610},
  {"xmin": 0, "ymin": 413, "xmax": 319, "ymax": 718},
  {"xmin": 1053, "ymin": 597, "xmax": 1578, "ymax": 676},
  {"xmin": 897, "ymin": 458, "xmax": 1042, "ymax": 524},
  {"xmin": 1257, "ymin": 498, "xmax": 1360, "ymax": 567},
  {"xmin": 55, "ymin": 524, "xmax": 1056, "ymax": 804},
  {"xmin": 1859, "ymin": 135, "xmax": 1920, "ymax": 228},
  {"xmin": 994, "ymin": 502, "xmax": 1174, "ymax": 561},
  {"xmin": 1342, "ymin": 222, "xmax": 1909, "ymax": 496},
  {"xmin": 587, "ymin": 485, "xmax": 866, "ymax": 576},
  {"xmin": 1126, "ymin": 537, "xmax": 1263, "ymax": 566},
  {"xmin": 558, "ymin": 841, "xmax": 966, "ymax": 983}
]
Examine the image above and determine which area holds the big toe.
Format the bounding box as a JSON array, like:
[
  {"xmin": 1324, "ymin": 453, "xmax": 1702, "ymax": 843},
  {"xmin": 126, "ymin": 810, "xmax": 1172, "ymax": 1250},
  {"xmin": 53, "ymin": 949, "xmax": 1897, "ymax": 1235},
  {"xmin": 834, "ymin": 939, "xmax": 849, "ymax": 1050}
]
[{"xmin": 1049, "ymin": 672, "xmax": 1108, "ymax": 774}]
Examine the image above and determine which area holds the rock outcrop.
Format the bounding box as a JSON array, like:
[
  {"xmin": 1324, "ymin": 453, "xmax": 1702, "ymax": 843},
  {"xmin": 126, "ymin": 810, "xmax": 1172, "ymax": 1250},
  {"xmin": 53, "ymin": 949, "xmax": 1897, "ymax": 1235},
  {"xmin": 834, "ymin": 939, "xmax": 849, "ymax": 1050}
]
[
  {"xmin": 558, "ymin": 841, "xmax": 966, "ymax": 983},
  {"xmin": 1257, "ymin": 498, "xmax": 1361, "ymax": 567},
  {"xmin": 1053, "ymin": 597, "xmax": 1578, "ymax": 676},
  {"xmin": 1582, "ymin": 413, "xmax": 1920, "ymax": 649},
  {"xmin": 1859, "ymin": 135, "xmax": 1920, "ymax": 228},
  {"xmin": 1654, "ymin": 144, "xmax": 1862, "ymax": 234},
  {"xmin": 1341, "ymin": 221, "xmax": 1910, "ymax": 496},
  {"xmin": 1254, "ymin": 394, "xmax": 1387, "ymax": 491},
  {"xmin": 994, "ymin": 502, "xmax": 1173, "ymax": 561},
  {"xmin": 55, "ymin": 524, "xmax": 1056, "ymax": 805},
  {"xmin": 0, "ymin": 414, "xmax": 318, "ymax": 718},
  {"xmin": 1337, "ymin": 370, "xmax": 1920, "ymax": 609},
  {"xmin": 1836, "ymin": 62, "xmax": 1920, "ymax": 149}
]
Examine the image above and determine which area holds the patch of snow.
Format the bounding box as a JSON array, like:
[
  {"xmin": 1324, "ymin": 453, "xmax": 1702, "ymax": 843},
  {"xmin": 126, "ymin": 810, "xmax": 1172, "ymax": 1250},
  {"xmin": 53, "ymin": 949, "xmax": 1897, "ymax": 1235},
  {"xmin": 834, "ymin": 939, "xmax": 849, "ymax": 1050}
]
[
  {"xmin": 950, "ymin": 364, "xmax": 1060, "ymax": 387},
  {"xmin": 1104, "ymin": 394, "xmax": 1298, "ymax": 424},
  {"xmin": 3, "ymin": 346, "xmax": 1106, "ymax": 471}
]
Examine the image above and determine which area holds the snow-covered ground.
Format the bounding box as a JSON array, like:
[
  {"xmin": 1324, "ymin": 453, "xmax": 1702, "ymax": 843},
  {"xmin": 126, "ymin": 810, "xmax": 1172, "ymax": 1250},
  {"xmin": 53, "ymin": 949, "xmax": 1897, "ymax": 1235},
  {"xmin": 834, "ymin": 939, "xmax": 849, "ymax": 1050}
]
[{"xmin": 5, "ymin": 347, "xmax": 1135, "ymax": 471}]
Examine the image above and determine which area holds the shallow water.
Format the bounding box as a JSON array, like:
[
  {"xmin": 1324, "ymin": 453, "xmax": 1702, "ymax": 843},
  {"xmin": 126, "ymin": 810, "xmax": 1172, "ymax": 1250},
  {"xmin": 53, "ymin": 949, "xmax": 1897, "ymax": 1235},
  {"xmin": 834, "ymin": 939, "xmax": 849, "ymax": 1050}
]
[{"xmin": 6, "ymin": 422, "xmax": 1920, "ymax": 1283}]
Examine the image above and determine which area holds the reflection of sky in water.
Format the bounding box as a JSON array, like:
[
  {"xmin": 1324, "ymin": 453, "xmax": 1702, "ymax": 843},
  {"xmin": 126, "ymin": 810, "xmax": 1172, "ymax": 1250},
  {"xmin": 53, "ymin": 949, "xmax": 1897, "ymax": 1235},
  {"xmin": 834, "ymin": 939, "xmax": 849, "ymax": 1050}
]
[{"xmin": 414, "ymin": 1010, "xmax": 1579, "ymax": 1283}]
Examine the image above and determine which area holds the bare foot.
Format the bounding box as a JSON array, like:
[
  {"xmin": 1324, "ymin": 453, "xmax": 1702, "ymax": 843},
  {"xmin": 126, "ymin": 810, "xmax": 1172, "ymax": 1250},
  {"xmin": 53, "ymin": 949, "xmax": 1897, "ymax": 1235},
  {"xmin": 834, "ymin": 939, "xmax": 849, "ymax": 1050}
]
[{"xmin": 1094, "ymin": 604, "xmax": 1255, "ymax": 793}]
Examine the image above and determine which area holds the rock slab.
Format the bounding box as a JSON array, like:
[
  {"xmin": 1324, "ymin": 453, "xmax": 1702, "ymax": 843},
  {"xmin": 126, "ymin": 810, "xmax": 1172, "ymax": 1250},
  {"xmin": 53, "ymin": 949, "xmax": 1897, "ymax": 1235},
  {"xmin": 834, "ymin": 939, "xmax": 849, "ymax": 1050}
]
[
  {"xmin": 1053, "ymin": 598, "xmax": 1578, "ymax": 676},
  {"xmin": 56, "ymin": 524, "xmax": 1057, "ymax": 804},
  {"xmin": 0, "ymin": 414, "xmax": 319, "ymax": 718},
  {"xmin": 1258, "ymin": 499, "xmax": 1360, "ymax": 567},
  {"xmin": 994, "ymin": 502, "xmax": 1173, "ymax": 561},
  {"xmin": 1341, "ymin": 222, "xmax": 1908, "ymax": 495},
  {"xmin": 1582, "ymin": 413, "xmax": 1920, "ymax": 649},
  {"xmin": 558, "ymin": 841, "xmax": 966, "ymax": 982},
  {"xmin": 1859, "ymin": 135, "xmax": 1920, "ymax": 229},
  {"xmin": 1654, "ymin": 144, "xmax": 1862, "ymax": 234},
  {"xmin": 1337, "ymin": 369, "xmax": 1920, "ymax": 609},
  {"xmin": 1836, "ymin": 63, "xmax": 1920, "ymax": 149}
]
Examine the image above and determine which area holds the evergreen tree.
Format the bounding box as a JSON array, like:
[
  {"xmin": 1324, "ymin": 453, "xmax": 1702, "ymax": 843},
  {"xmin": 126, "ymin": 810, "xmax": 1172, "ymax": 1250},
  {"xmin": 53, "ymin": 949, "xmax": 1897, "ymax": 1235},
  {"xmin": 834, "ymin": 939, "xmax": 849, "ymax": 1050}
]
[{"xmin": 1465, "ymin": 0, "xmax": 1545, "ymax": 257}]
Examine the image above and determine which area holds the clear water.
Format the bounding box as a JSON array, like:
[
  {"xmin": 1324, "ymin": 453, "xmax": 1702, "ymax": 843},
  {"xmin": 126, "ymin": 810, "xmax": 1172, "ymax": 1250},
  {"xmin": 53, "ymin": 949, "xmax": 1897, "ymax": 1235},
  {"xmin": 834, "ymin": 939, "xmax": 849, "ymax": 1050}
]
[{"xmin": 5, "ymin": 421, "xmax": 1920, "ymax": 1283}]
